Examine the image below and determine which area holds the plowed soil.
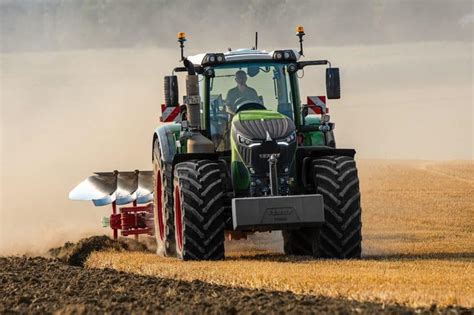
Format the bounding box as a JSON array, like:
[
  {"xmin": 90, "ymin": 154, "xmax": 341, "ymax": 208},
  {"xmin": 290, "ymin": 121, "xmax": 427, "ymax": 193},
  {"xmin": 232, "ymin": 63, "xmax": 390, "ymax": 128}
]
[{"xmin": 1, "ymin": 256, "xmax": 472, "ymax": 314}]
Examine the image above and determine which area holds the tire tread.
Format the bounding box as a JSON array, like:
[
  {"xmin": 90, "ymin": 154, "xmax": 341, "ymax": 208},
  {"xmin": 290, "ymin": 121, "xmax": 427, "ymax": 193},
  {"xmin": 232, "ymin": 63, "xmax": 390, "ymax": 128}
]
[{"xmin": 174, "ymin": 160, "xmax": 225, "ymax": 260}]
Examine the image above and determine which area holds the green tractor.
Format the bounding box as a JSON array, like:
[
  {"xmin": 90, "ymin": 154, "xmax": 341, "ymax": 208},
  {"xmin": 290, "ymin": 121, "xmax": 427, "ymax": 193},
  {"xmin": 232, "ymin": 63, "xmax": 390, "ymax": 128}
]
[
  {"xmin": 154, "ymin": 28, "xmax": 362, "ymax": 260},
  {"xmin": 69, "ymin": 27, "xmax": 362, "ymax": 260}
]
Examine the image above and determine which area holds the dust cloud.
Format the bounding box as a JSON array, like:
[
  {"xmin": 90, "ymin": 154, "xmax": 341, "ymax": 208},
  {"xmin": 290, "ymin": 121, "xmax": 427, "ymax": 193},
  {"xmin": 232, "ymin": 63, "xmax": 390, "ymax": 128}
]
[{"xmin": 1, "ymin": 0, "xmax": 473, "ymax": 255}]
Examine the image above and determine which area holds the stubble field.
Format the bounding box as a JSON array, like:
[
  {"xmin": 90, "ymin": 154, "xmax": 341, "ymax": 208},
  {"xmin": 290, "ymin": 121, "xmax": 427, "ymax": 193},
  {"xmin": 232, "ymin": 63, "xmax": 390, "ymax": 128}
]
[{"xmin": 86, "ymin": 160, "xmax": 474, "ymax": 308}]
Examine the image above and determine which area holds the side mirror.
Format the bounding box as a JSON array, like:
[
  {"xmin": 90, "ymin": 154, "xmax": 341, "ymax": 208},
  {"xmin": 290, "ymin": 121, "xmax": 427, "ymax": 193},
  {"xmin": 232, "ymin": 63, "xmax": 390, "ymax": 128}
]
[
  {"xmin": 164, "ymin": 75, "xmax": 179, "ymax": 107},
  {"xmin": 326, "ymin": 68, "xmax": 340, "ymax": 99}
]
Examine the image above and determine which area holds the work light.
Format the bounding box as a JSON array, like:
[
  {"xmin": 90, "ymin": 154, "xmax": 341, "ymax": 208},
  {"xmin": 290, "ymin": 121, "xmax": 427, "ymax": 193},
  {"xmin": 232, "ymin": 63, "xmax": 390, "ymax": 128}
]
[
  {"xmin": 202, "ymin": 53, "xmax": 226, "ymax": 66},
  {"xmin": 272, "ymin": 50, "xmax": 297, "ymax": 61}
]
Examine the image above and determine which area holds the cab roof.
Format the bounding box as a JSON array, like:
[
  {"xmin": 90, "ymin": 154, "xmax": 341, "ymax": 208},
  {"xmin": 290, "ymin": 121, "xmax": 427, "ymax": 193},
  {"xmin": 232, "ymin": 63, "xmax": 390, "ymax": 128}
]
[{"xmin": 187, "ymin": 48, "xmax": 301, "ymax": 66}]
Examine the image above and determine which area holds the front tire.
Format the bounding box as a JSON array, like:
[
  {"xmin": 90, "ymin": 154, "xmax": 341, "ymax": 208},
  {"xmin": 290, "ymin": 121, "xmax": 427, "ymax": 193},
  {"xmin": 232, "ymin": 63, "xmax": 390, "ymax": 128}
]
[
  {"xmin": 283, "ymin": 155, "xmax": 362, "ymax": 259},
  {"xmin": 173, "ymin": 160, "xmax": 225, "ymax": 260},
  {"xmin": 312, "ymin": 155, "xmax": 362, "ymax": 259}
]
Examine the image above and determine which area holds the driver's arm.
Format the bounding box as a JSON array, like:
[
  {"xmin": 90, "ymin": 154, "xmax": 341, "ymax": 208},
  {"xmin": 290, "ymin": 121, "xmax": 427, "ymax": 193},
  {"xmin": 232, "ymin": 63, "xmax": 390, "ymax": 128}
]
[{"xmin": 248, "ymin": 87, "xmax": 259, "ymax": 102}]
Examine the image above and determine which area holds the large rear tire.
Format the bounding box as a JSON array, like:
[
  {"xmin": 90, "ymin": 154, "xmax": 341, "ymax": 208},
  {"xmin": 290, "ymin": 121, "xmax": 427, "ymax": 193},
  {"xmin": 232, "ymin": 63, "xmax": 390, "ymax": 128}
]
[
  {"xmin": 173, "ymin": 160, "xmax": 225, "ymax": 260},
  {"xmin": 283, "ymin": 155, "xmax": 362, "ymax": 259},
  {"xmin": 152, "ymin": 139, "xmax": 176, "ymax": 257}
]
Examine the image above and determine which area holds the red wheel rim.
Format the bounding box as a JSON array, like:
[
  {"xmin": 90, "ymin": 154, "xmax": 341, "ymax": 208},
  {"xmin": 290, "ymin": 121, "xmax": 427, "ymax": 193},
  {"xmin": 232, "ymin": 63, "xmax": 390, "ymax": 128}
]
[
  {"xmin": 155, "ymin": 170, "xmax": 165, "ymax": 240},
  {"xmin": 174, "ymin": 185, "xmax": 183, "ymax": 251}
]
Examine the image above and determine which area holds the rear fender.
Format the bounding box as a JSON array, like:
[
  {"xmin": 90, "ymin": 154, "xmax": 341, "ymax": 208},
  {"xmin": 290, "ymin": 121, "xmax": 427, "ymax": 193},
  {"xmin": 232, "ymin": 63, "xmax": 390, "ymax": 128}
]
[
  {"xmin": 153, "ymin": 123, "xmax": 182, "ymax": 163},
  {"xmin": 154, "ymin": 125, "xmax": 221, "ymax": 181}
]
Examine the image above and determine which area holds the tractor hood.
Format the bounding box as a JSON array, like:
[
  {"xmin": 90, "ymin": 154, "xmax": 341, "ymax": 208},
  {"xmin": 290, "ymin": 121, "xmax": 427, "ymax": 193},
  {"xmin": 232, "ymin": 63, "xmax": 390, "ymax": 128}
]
[
  {"xmin": 230, "ymin": 109, "xmax": 297, "ymax": 196},
  {"xmin": 232, "ymin": 110, "xmax": 295, "ymax": 141}
]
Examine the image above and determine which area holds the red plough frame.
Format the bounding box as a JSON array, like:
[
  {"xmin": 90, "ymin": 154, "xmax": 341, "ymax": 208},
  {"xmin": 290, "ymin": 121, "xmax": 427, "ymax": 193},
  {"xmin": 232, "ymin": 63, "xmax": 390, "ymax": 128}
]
[{"xmin": 109, "ymin": 201, "xmax": 154, "ymax": 240}]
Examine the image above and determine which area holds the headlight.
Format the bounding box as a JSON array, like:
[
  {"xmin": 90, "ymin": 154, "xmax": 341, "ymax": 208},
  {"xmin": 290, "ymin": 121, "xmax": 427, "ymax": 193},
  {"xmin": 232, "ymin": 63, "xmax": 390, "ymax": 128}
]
[
  {"xmin": 322, "ymin": 114, "xmax": 331, "ymax": 123},
  {"xmin": 285, "ymin": 131, "xmax": 296, "ymax": 143},
  {"xmin": 238, "ymin": 134, "xmax": 261, "ymax": 147},
  {"xmin": 277, "ymin": 131, "xmax": 296, "ymax": 146}
]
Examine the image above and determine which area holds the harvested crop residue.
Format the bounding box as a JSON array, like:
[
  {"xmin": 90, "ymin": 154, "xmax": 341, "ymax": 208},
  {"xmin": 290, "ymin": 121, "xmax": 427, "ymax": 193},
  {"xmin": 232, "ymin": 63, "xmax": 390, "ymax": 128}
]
[{"xmin": 87, "ymin": 161, "xmax": 474, "ymax": 308}]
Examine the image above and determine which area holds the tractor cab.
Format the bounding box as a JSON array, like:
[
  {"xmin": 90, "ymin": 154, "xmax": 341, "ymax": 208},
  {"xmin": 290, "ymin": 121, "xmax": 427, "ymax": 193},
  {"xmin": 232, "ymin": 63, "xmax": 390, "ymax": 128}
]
[
  {"xmin": 189, "ymin": 50, "xmax": 301, "ymax": 151},
  {"xmin": 179, "ymin": 49, "xmax": 304, "ymax": 196}
]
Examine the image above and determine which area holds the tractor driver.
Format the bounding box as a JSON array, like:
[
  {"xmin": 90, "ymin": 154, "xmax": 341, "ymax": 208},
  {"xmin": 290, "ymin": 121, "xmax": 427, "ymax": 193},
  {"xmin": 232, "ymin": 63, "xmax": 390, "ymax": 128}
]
[{"xmin": 225, "ymin": 70, "xmax": 259, "ymax": 112}]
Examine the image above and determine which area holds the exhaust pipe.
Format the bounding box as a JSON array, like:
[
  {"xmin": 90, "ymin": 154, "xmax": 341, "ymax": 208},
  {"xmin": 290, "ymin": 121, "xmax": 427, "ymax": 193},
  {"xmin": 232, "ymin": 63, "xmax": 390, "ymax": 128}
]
[
  {"xmin": 185, "ymin": 74, "xmax": 200, "ymax": 130},
  {"xmin": 183, "ymin": 58, "xmax": 214, "ymax": 153}
]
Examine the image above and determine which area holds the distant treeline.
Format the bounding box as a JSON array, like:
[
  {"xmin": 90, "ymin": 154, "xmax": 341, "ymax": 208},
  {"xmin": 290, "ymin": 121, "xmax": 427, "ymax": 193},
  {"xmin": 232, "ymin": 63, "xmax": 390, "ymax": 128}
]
[{"xmin": 1, "ymin": 0, "xmax": 472, "ymax": 52}]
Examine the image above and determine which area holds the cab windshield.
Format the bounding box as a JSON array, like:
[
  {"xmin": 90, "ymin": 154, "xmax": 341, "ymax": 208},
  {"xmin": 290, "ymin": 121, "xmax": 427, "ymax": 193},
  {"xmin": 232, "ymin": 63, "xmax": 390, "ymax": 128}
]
[{"xmin": 203, "ymin": 62, "xmax": 295, "ymax": 151}]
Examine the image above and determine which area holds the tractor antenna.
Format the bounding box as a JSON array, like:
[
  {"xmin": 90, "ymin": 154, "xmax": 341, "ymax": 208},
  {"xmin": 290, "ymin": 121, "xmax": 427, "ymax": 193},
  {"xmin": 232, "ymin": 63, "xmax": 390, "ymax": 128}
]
[
  {"xmin": 296, "ymin": 26, "xmax": 305, "ymax": 56},
  {"xmin": 254, "ymin": 32, "xmax": 258, "ymax": 50},
  {"xmin": 177, "ymin": 32, "xmax": 186, "ymax": 61}
]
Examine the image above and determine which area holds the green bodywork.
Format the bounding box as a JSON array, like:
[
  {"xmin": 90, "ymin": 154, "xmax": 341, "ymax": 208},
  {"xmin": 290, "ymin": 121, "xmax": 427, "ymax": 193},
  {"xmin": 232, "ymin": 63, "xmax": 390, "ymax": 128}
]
[
  {"xmin": 230, "ymin": 110, "xmax": 290, "ymax": 191},
  {"xmin": 303, "ymin": 116, "xmax": 325, "ymax": 146},
  {"xmin": 235, "ymin": 110, "xmax": 286, "ymax": 121}
]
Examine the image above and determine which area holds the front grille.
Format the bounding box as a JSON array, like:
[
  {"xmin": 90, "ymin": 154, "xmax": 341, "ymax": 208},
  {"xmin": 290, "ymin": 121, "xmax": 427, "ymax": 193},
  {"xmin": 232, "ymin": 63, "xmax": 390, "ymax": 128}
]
[
  {"xmin": 239, "ymin": 145, "xmax": 252, "ymax": 165},
  {"xmin": 233, "ymin": 117, "xmax": 295, "ymax": 140},
  {"xmin": 236, "ymin": 140, "xmax": 296, "ymax": 175}
]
